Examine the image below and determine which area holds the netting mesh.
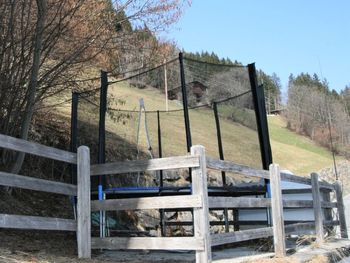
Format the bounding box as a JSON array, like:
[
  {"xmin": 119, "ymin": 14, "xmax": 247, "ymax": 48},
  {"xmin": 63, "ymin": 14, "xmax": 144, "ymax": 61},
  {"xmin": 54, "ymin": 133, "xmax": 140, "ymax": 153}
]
[{"xmin": 75, "ymin": 57, "xmax": 264, "ymax": 188}]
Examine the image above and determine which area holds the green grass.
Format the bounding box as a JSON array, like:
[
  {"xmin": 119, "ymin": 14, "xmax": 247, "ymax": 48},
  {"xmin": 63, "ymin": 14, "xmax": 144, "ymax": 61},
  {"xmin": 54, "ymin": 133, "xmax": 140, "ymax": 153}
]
[
  {"xmin": 47, "ymin": 78, "xmax": 340, "ymax": 176},
  {"xmin": 268, "ymin": 115, "xmax": 341, "ymax": 175}
]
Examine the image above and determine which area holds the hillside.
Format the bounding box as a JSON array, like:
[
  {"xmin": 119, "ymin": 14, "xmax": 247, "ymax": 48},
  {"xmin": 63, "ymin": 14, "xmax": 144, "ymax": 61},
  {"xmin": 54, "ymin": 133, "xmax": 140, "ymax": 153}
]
[
  {"xmin": 62, "ymin": 80, "xmax": 342, "ymax": 176},
  {"xmin": 268, "ymin": 115, "xmax": 341, "ymax": 175}
]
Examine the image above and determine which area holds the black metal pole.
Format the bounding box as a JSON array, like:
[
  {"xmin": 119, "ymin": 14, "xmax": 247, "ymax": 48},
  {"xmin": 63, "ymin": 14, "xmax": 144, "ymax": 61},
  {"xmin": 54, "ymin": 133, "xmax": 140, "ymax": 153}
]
[
  {"xmin": 157, "ymin": 110, "xmax": 163, "ymax": 186},
  {"xmin": 70, "ymin": 92, "xmax": 79, "ymax": 185},
  {"xmin": 248, "ymin": 63, "xmax": 273, "ymax": 227},
  {"xmin": 213, "ymin": 102, "xmax": 226, "ymax": 185},
  {"xmin": 179, "ymin": 52, "xmax": 192, "ymax": 152},
  {"xmin": 248, "ymin": 63, "xmax": 273, "ymax": 170},
  {"xmin": 98, "ymin": 70, "xmax": 108, "ymax": 188},
  {"xmin": 213, "ymin": 102, "xmax": 230, "ymax": 232},
  {"xmin": 157, "ymin": 110, "xmax": 166, "ymax": 236}
]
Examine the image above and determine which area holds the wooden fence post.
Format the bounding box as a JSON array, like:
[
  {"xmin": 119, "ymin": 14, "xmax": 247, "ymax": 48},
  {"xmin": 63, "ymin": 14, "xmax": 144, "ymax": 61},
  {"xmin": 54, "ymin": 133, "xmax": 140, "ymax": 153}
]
[
  {"xmin": 77, "ymin": 146, "xmax": 91, "ymax": 258},
  {"xmin": 334, "ymin": 181, "xmax": 348, "ymax": 239},
  {"xmin": 269, "ymin": 164, "xmax": 286, "ymax": 257},
  {"xmin": 191, "ymin": 145, "xmax": 211, "ymax": 263},
  {"xmin": 311, "ymin": 173, "xmax": 324, "ymax": 244}
]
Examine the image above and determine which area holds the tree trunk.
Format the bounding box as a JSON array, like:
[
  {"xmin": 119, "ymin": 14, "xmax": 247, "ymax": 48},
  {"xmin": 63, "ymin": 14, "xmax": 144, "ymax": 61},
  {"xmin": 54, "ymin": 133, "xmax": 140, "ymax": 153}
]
[{"xmin": 11, "ymin": 0, "xmax": 47, "ymax": 174}]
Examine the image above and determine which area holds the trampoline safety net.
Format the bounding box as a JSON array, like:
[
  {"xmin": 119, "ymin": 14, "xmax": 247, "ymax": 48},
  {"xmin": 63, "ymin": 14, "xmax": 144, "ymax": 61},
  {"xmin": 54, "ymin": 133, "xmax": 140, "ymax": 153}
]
[{"xmin": 74, "ymin": 55, "xmax": 266, "ymax": 189}]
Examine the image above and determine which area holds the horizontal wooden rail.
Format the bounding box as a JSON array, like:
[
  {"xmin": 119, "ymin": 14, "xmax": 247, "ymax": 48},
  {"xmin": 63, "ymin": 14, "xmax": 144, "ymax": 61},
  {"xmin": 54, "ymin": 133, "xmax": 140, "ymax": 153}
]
[
  {"xmin": 91, "ymin": 237, "xmax": 204, "ymax": 251},
  {"xmin": 0, "ymin": 214, "xmax": 76, "ymax": 231},
  {"xmin": 284, "ymin": 222, "xmax": 315, "ymax": 234},
  {"xmin": 91, "ymin": 195, "xmax": 202, "ymax": 211},
  {"xmin": 324, "ymin": 220, "xmax": 340, "ymax": 226},
  {"xmin": 0, "ymin": 134, "xmax": 77, "ymax": 164},
  {"xmin": 0, "ymin": 171, "xmax": 77, "ymax": 196},
  {"xmin": 206, "ymin": 157, "xmax": 335, "ymax": 190},
  {"xmin": 208, "ymin": 197, "xmax": 336, "ymax": 209},
  {"xmin": 209, "ymin": 197, "xmax": 270, "ymax": 208},
  {"xmin": 206, "ymin": 157, "xmax": 269, "ymax": 180},
  {"xmin": 91, "ymin": 155, "xmax": 199, "ymax": 176},
  {"xmin": 211, "ymin": 227, "xmax": 273, "ymax": 246}
]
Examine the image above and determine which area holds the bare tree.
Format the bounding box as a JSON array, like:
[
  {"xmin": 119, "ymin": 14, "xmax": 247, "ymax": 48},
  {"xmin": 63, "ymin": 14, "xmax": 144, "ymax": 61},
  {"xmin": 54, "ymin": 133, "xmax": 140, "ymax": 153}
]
[{"xmin": 0, "ymin": 0, "xmax": 190, "ymax": 172}]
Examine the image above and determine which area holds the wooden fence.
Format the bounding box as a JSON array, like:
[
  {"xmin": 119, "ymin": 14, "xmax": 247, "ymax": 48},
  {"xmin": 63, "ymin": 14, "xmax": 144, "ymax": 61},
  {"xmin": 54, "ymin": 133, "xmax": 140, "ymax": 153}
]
[
  {"xmin": 83, "ymin": 145, "xmax": 211, "ymax": 262},
  {"xmin": 0, "ymin": 135, "xmax": 347, "ymax": 263},
  {"xmin": 207, "ymin": 157, "xmax": 348, "ymax": 258},
  {"xmin": 0, "ymin": 134, "xmax": 79, "ymax": 246}
]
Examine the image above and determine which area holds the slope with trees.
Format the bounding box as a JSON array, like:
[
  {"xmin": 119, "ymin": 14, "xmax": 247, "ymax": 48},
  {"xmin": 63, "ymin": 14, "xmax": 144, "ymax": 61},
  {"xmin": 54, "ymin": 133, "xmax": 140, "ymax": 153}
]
[{"xmin": 286, "ymin": 73, "xmax": 350, "ymax": 158}]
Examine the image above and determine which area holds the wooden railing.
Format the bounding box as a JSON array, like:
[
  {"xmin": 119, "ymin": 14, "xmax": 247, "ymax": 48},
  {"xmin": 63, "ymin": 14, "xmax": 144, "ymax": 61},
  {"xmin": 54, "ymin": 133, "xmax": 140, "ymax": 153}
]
[
  {"xmin": 207, "ymin": 157, "xmax": 347, "ymax": 258},
  {"xmin": 80, "ymin": 145, "xmax": 212, "ymax": 262},
  {"xmin": 0, "ymin": 135, "xmax": 346, "ymax": 263},
  {"xmin": 0, "ymin": 134, "xmax": 78, "ymax": 241}
]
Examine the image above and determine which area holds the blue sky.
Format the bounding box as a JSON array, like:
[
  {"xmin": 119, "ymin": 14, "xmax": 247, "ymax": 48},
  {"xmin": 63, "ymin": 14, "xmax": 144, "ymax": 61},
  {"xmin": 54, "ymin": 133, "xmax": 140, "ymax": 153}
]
[{"xmin": 165, "ymin": 0, "xmax": 350, "ymax": 97}]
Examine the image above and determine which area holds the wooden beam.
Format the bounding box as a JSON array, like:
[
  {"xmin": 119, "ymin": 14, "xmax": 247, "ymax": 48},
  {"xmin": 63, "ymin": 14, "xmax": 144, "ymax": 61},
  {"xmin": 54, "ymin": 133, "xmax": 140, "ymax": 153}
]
[
  {"xmin": 211, "ymin": 227, "xmax": 273, "ymax": 247},
  {"xmin": 91, "ymin": 195, "xmax": 202, "ymax": 212},
  {"xmin": 311, "ymin": 173, "xmax": 324, "ymax": 244},
  {"xmin": 270, "ymin": 164, "xmax": 286, "ymax": 258},
  {"xmin": 206, "ymin": 157, "xmax": 331, "ymax": 189},
  {"xmin": 283, "ymin": 200, "xmax": 313, "ymax": 208},
  {"xmin": 91, "ymin": 237, "xmax": 204, "ymax": 251},
  {"xmin": 334, "ymin": 181, "xmax": 348, "ymax": 238},
  {"xmin": 0, "ymin": 133, "xmax": 77, "ymax": 164},
  {"xmin": 0, "ymin": 214, "xmax": 76, "ymax": 231},
  {"xmin": 0, "ymin": 171, "xmax": 77, "ymax": 196},
  {"xmin": 77, "ymin": 146, "xmax": 91, "ymax": 259},
  {"xmin": 209, "ymin": 197, "xmax": 270, "ymax": 208},
  {"xmin": 191, "ymin": 146, "xmax": 211, "ymax": 263},
  {"xmin": 284, "ymin": 222, "xmax": 315, "ymax": 235},
  {"xmin": 206, "ymin": 157, "xmax": 269, "ymax": 179},
  {"xmin": 208, "ymin": 197, "xmax": 332, "ymax": 209},
  {"xmin": 91, "ymin": 155, "xmax": 200, "ymax": 176},
  {"xmin": 280, "ymin": 172, "xmax": 311, "ymax": 185}
]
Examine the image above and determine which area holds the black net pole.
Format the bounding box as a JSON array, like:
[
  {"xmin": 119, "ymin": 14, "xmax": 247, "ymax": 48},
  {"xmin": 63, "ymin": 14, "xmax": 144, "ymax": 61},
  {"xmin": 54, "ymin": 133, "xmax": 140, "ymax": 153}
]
[
  {"xmin": 213, "ymin": 102, "xmax": 226, "ymax": 185},
  {"xmin": 157, "ymin": 110, "xmax": 163, "ymax": 186},
  {"xmin": 157, "ymin": 110, "xmax": 166, "ymax": 236},
  {"xmin": 213, "ymin": 102, "xmax": 230, "ymax": 232},
  {"xmin": 248, "ymin": 63, "xmax": 272, "ymax": 170},
  {"xmin": 248, "ymin": 63, "xmax": 272, "ymax": 227},
  {"xmin": 98, "ymin": 70, "xmax": 108, "ymax": 187},
  {"xmin": 70, "ymin": 92, "xmax": 78, "ymax": 185},
  {"xmin": 179, "ymin": 53, "xmax": 192, "ymax": 152}
]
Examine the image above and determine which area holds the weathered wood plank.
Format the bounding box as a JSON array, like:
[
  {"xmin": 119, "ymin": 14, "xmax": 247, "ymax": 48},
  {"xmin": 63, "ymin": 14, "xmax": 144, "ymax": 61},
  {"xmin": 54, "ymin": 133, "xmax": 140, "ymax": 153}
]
[
  {"xmin": 77, "ymin": 146, "xmax": 91, "ymax": 259},
  {"xmin": 0, "ymin": 171, "xmax": 77, "ymax": 196},
  {"xmin": 282, "ymin": 188, "xmax": 311, "ymax": 194},
  {"xmin": 284, "ymin": 222, "xmax": 315, "ymax": 234},
  {"xmin": 0, "ymin": 214, "xmax": 76, "ymax": 231},
  {"xmin": 0, "ymin": 134, "xmax": 77, "ymax": 164},
  {"xmin": 91, "ymin": 195, "xmax": 202, "ymax": 212},
  {"xmin": 191, "ymin": 146, "xmax": 211, "ymax": 263},
  {"xmin": 206, "ymin": 157, "xmax": 269, "ymax": 179},
  {"xmin": 270, "ymin": 164, "xmax": 286, "ymax": 257},
  {"xmin": 210, "ymin": 227, "xmax": 273, "ymax": 247},
  {"xmin": 280, "ymin": 172, "xmax": 311, "ymax": 185},
  {"xmin": 321, "ymin": 201, "xmax": 337, "ymax": 209},
  {"xmin": 283, "ymin": 200, "xmax": 313, "ymax": 208},
  {"xmin": 206, "ymin": 157, "xmax": 328, "ymax": 188},
  {"xmin": 91, "ymin": 155, "xmax": 199, "ymax": 176},
  {"xmin": 334, "ymin": 181, "xmax": 348, "ymax": 238},
  {"xmin": 208, "ymin": 197, "xmax": 332, "ymax": 209},
  {"xmin": 91, "ymin": 237, "xmax": 204, "ymax": 250},
  {"xmin": 311, "ymin": 173, "xmax": 324, "ymax": 244},
  {"xmin": 209, "ymin": 197, "xmax": 271, "ymax": 208}
]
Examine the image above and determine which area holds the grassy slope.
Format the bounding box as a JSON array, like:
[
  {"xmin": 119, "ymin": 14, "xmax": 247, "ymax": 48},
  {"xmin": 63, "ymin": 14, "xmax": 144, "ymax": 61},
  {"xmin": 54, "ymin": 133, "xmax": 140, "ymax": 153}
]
[
  {"xmin": 105, "ymin": 82, "xmax": 337, "ymax": 174},
  {"xmin": 49, "ymin": 80, "xmax": 339, "ymax": 175},
  {"xmin": 268, "ymin": 115, "xmax": 340, "ymax": 175},
  {"xmin": 105, "ymin": 82, "xmax": 262, "ymax": 169}
]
